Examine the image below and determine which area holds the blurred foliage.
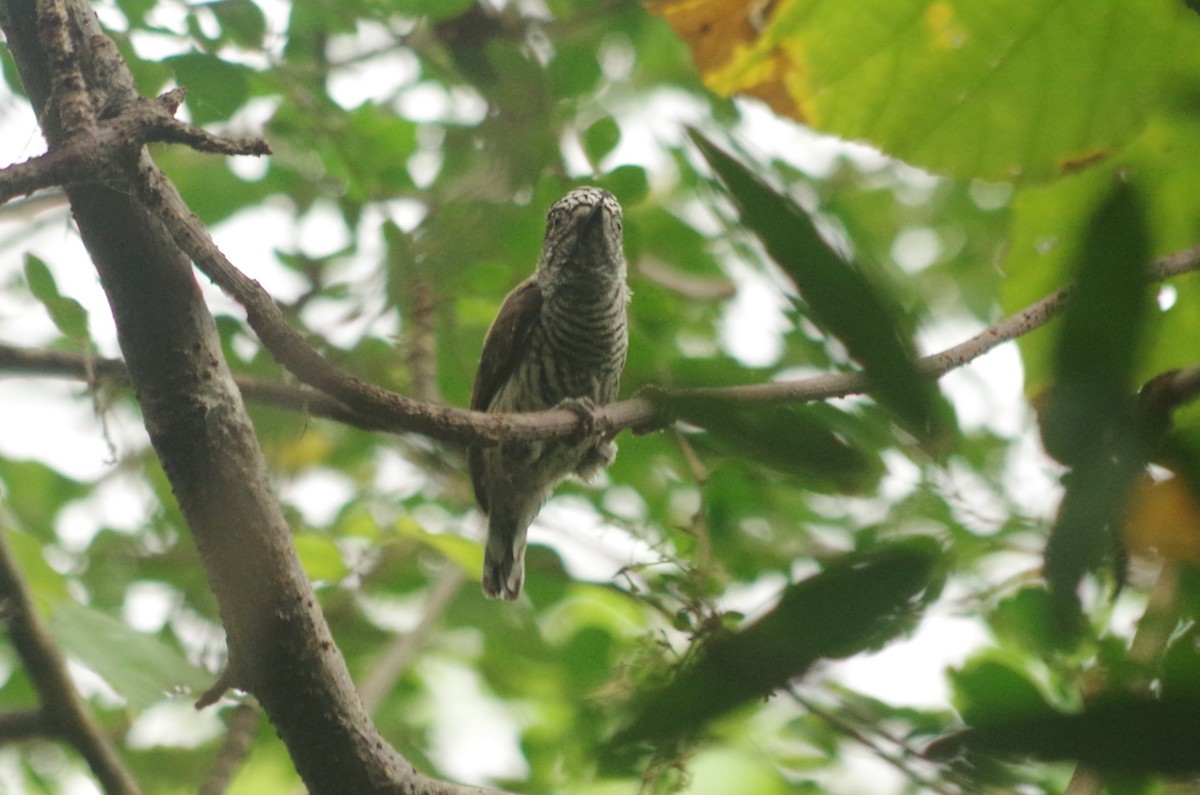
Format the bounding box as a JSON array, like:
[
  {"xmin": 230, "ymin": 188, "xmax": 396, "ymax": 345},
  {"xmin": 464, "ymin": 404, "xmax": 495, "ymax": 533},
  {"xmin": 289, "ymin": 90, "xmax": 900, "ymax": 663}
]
[{"xmin": 2, "ymin": 0, "xmax": 1200, "ymax": 793}]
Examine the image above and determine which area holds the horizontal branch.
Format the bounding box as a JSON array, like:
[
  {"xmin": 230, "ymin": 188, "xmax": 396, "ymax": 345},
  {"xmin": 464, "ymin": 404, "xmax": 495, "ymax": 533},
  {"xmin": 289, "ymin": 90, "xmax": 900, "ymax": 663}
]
[
  {"xmin": 0, "ymin": 342, "xmax": 395, "ymax": 431},
  {"xmin": 0, "ymin": 708, "xmax": 53, "ymax": 742},
  {"xmin": 4, "ymin": 245, "xmax": 1200, "ymax": 445}
]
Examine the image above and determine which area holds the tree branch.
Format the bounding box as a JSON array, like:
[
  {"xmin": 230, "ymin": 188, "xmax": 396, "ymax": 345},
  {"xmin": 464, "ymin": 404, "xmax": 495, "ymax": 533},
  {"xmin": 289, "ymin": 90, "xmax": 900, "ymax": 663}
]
[
  {"xmin": 0, "ymin": 2, "xmax": 510, "ymax": 793},
  {"xmin": 0, "ymin": 88, "xmax": 269, "ymax": 205},
  {"xmin": 0, "ymin": 708, "xmax": 53, "ymax": 742},
  {"xmin": 0, "ymin": 342, "xmax": 396, "ymax": 431},
  {"xmin": 0, "ymin": 531, "xmax": 142, "ymax": 795},
  {"xmin": 198, "ymin": 703, "xmax": 259, "ymax": 795},
  {"xmin": 7, "ymin": 9, "xmax": 1199, "ymax": 451},
  {"xmin": 3, "ymin": 246, "xmax": 1198, "ymax": 449}
]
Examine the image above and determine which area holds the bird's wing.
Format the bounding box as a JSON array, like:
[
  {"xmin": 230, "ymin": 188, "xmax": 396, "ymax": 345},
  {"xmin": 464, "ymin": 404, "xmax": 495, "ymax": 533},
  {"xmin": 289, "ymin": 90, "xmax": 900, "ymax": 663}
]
[{"xmin": 468, "ymin": 278, "xmax": 542, "ymax": 512}]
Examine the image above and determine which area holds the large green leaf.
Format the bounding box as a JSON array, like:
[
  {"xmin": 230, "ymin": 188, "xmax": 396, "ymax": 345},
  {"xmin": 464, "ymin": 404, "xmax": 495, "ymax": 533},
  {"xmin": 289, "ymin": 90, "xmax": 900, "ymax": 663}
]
[
  {"xmin": 613, "ymin": 539, "xmax": 940, "ymax": 746},
  {"xmin": 691, "ymin": 130, "xmax": 953, "ymax": 444},
  {"xmin": 660, "ymin": 0, "xmax": 1193, "ymax": 182},
  {"xmin": 49, "ymin": 604, "xmax": 213, "ymax": 711},
  {"xmin": 1041, "ymin": 182, "xmax": 1151, "ymax": 622}
]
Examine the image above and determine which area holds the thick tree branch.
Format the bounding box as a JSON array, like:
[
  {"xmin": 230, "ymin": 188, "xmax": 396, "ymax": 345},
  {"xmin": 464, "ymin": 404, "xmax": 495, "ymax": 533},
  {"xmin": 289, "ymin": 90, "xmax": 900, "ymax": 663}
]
[
  {"xmin": 0, "ymin": 531, "xmax": 141, "ymax": 795},
  {"xmin": 0, "ymin": 2, "xmax": 509, "ymax": 793}
]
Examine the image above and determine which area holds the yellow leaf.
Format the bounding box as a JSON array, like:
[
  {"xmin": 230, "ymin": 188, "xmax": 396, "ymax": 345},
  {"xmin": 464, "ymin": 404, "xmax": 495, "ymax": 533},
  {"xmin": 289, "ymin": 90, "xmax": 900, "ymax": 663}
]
[
  {"xmin": 651, "ymin": 0, "xmax": 808, "ymax": 120},
  {"xmin": 272, "ymin": 431, "xmax": 333, "ymax": 471},
  {"xmin": 1125, "ymin": 475, "xmax": 1200, "ymax": 566}
]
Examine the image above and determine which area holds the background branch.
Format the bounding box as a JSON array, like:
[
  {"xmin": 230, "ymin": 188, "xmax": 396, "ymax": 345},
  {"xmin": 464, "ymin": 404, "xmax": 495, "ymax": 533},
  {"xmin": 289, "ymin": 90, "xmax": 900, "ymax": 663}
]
[{"xmin": 0, "ymin": 530, "xmax": 141, "ymax": 795}]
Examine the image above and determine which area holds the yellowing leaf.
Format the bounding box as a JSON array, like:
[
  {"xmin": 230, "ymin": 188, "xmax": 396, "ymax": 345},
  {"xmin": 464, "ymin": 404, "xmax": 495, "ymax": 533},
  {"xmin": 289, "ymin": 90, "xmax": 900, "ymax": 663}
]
[
  {"xmin": 652, "ymin": 0, "xmax": 1191, "ymax": 182},
  {"xmin": 1125, "ymin": 476, "xmax": 1200, "ymax": 567},
  {"xmin": 272, "ymin": 431, "xmax": 333, "ymax": 471}
]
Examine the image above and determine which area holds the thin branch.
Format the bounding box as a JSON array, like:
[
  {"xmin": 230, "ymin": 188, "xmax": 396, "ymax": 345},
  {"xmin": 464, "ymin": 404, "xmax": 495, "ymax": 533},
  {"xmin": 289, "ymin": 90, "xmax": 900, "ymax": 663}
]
[
  {"xmin": 406, "ymin": 278, "xmax": 442, "ymax": 405},
  {"xmin": 0, "ymin": 342, "xmax": 393, "ymax": 431},
  {"xmin": 7, "ymin": 37, "xmax": 1196, "ymax": 448},
  {"xmin": 0, "ymin": 531, "xmax": 142, "ymax": 795},
  {"xmin": 788, "ymin": 688, "xmax": 960, "ymax": 795},
  {"xmin": 0, "ymin": 89, "xmax": 269, "ymax": 205},
  {"xmin": 0, "ymin": 708, "xmax": 53, "ymax": 741},
  {"xmin": 5, "ymin": 248, "xmax": 1199, "ymax": 450},
  {"xmin": 198, "ymin": 703, "xmax": 259, "ymax": 795},
  {"xmin": 358, "ymin": 566, "xmax": 466, "ymax": 714}
]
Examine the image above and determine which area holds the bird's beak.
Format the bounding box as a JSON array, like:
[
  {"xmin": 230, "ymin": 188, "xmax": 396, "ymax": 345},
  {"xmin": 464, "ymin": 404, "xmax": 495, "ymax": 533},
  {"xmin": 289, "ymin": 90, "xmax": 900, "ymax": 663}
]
[{"xmin": 583, "ymin": 201, "xmax": 606, "ymax": 232}]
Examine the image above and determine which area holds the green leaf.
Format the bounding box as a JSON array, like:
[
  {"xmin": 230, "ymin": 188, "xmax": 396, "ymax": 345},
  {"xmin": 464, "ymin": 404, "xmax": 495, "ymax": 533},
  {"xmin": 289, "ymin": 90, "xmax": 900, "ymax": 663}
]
[
  {"xmin": 48, "ymin": 604, "xmax": 213, "ymax": 711},
  {"xmin": 207, "ymin": 0, "xmax": 266, "ymax": 49},
  {"xmin": 47, "ymin": 297, "xmax": 89, "ymax": 342},
  {"xmin": 959, "ymin": 695, "xmax": 1200, "ymax": 776},
  {"xmin": 613, "ymin": 539, "xmax": 939, "ymax": 746},
  {"xmin": 164, "ymin": 53, "xmax": 250, "ymax": 124},
  {"xmin": 689, "ymin": 130, "xmax": 953, "ymax": 444},
  {"xmin": 1041, "ymin": 181, "xmax": 1151, "ymax": 623},
  {"xmin": 0, "ymin": 459, "xmax": 90, "ymax": 537},
  {"xmin": 582, "ymin": 117, "xmax": 621, "ymax": 166},
  {"xmin": 392, "ymin": 518, "xmax": 482, "ymax": 575},
  {"xmin": 23, "ymin": 255, "xmax": 89, "ymax": 341},
  {"xmin": 950, "ymin": 656, "xmax": 1054, "ymax": 725},
  {"xmin": 294, "ymin": 533, "xmax": 349, "ymax": 584},
  {"xmin": 24, "ymin": 254, "xmax": 59, "ymax": 304},
  {"xmin": 663, "ymin": 0, "xmax": 1190, "ymax": 182},
  {"xmin": 5, "ymin": 529, "xmax": 71, "ymax": 605},
  {"xmin": 667, "ymin": 395, "xmax": 881, "ymax": 491}
]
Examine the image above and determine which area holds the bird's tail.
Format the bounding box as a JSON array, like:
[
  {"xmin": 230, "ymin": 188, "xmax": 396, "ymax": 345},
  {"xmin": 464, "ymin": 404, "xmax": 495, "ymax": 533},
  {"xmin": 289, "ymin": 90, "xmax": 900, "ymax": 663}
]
[{"xmin": 482, "ymin": 518, "xmax": 527, "ymax": 600}]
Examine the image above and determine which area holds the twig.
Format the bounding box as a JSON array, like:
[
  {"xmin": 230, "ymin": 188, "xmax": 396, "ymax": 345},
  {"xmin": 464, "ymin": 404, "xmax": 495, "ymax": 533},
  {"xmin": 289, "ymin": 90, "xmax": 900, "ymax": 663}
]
[
  {"xmin": 357, "ymin": 567, "xmax": 466, "ymax": 714},
  {"xmin": 788, "ymin": 687, "xmax": 960, "ymax": 795},
  {"xmin": 198, "ymin": 703, "xmax": 259, "ymax": 795},
  {"xmin": 0, "ymin": 531, "xmax": 142, "ymax": 795}
]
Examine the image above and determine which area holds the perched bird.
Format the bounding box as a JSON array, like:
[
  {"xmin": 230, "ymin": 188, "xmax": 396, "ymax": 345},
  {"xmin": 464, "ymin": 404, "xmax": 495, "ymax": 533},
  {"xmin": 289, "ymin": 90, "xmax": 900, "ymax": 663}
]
[{"xmin": 469, "ymin": 187, "xmax": 630, "ymax": 600}]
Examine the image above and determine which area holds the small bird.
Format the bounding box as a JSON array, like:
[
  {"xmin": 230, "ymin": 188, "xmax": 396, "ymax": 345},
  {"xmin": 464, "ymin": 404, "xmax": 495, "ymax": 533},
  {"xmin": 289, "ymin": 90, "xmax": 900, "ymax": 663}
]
[{"xmin": 469, "ymin": 187, "xmax": 630, "ymax": 600}]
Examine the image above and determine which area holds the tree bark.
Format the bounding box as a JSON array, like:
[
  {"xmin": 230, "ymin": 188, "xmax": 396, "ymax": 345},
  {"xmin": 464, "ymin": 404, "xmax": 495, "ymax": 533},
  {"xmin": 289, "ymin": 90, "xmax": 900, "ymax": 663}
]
[{"xmin": 0, "ymin": 1, "xmax": 506, "ymax": 792}]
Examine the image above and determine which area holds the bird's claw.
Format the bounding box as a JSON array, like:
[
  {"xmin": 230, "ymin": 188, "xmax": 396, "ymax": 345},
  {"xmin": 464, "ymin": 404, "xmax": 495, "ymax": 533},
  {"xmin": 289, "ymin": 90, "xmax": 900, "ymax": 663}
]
[{"xmin": 557, "ymin": 397, "xmax": 600, "ymax": 443}]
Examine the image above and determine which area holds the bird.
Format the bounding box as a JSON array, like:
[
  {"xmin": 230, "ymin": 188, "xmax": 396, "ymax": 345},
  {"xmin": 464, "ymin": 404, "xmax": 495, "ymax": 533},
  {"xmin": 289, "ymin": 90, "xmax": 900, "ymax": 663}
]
[{"xmin": 468, "ymin": 187, "xmax": 630, "ymax": 600}]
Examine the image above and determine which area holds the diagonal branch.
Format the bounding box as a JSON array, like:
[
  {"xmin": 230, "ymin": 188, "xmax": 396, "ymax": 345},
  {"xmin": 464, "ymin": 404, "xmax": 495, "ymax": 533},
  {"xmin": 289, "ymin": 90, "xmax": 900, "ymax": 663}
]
[
  {"xmin": 0, "ymin": 88, "xmax": 269, "ymax": 205},
  {"xmin": 0, "ymin": 531, "xmax": 142, "ymax": 795}
]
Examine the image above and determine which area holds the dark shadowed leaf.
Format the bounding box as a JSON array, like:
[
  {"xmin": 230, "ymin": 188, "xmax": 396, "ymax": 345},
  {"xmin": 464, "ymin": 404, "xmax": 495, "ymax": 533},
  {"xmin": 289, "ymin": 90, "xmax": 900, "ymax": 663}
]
[
  {"xmin": 689, "ymin": 129, "xmax": 953, "ymax": 446},
  {"xmin": 1042, "ymin": 181, "xmax": 1152, "ymax": 625},
  {"xmin": 613, "ymin": 539, "xmax": 939, "ymax": 747},
  {"xmin": 667, "ymin": 394, "xmax": 881, "ymax": 491},
  {"xmin": 956, "ymin": 696, "xmax": 1200, "ymax": 776}
]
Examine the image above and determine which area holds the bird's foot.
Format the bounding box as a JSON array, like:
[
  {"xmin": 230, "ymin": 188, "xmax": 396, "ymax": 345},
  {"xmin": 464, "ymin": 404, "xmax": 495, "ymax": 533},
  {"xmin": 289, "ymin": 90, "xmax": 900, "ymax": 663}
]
[{"xmin": 556, "ymin": 397, "xmax": 600, "ymax": 443}]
